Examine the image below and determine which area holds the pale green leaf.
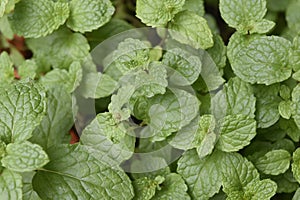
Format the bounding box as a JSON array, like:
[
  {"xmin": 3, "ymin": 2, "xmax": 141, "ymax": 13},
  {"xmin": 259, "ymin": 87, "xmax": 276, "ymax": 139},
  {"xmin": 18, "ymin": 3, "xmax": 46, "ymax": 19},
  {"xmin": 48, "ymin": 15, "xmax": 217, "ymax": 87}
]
[
  {"xmin": 80, "ymin": 112, "xmax": 135, "ymax": 164},
  {"xmin": 279, "ymin": 118, "xmax": 300, "ymax": 142},
  {"xmin": 169, "ymin": 11, "xmax": 214, "ymax": 49},
  {"xmin": 183, "ymin": 0, "xmax": 205, "ymax": 16},
  {"xmin": 0, "ymin": 0, "xmax": 8, "ymax": 17},
  {"xmin": 243, "ymin": 179, "xmax": 277, "ymax": 200},
  {"xmin": 0, "ymin": 81, "xmax": 46, "ymax": 143},
  {"xmin": 79, "ymin": 72, "xmax": 118, "ymax": 99},
  {"xmin": 254, "ymin": 84, "xmax": 281, "ymax": 128},
  {"xmin": 0, "ymin": 51, "xmax": 14, "ymax": 84},
  {"xmin": 152, "ymin": 173, "xmax": 190, "ymax": 200},
  {"xmin": 292, "ymin": 84, "xmax": 300, "ymax": 129},
  {"xmin": 293, "ymin": 188, "xmax": 300, "ymax": 200},
  {"xmin": 291, "ymin": 35, "xmax": 300, "ymax": 72},
  {"xmin": 227, "ymin": 33, "xmax": 292, "ymax": 85},
  {"xmin": 216, "ymin": 115, "xmax": 256, "ymax": 152},
  {"xmin": 33, "ymin": 144, "xmax": 134, "ymax": 199},
  {"xmin": 136, "ymin": 0, "xmax": 185, "ymax": 27},
  {"xmin": 27, "ymin": 28, "xmax": 90, "ymax": 69},
  {"xmin": 207, "ymin": 34, "xmax": 227, "ymax": 72},
  {"xmin": 132, "ymin": 177, "xmax": 159, "ymax": 200},
  {"xmin": 177, "ymin": 150, "xmax": 222, "ymax": 200},
  {"xmin": 253, "ymin": 149, "xmax": 291, "ymax": 175},
  {"xmin": 67, "ymin": 0, "xmax": 114, "ymax": 33},
  {"xmin": 0, "ymin": 15, "xmax": 14, "ymax": 39},
  {"xmin": 30, "ymin": 87, "xmax": 73, "ymax": 149},
  {"xmin": 219, "ymin": 0, "xmax": 272, "ymax": 34},
  {"xmin": 267, "ymin": 0, "xmax": 291, "ymax": 12},
  {"xmin": 162, "ymin": 48, "xmax": 202, "ymax": 86},
  {"xmin": 18, "ymin": 60, "xmax": 37, "ymax": 79},
  {"xmin": 286, "ymin": 0, "xmax": 300, "ymax": 31},
  {"xmin": 1, "ymin": 141, "xmax": 49, "ymax": 172},
  {"xmin": 280, "ymin": 84, "xmax": 291, "ymax": 100},
  {"xmin": 22, "ymin": 172, "xmax": 41, "ymax": 200},
  {"xmin": 293, "ymin": 148, "xmax": 300, "ymax": 184},
  {"xmin": 9, "ymin": 0, "xmax": 69, "ymax": 38},
  {"xmin": 0, "ymin": 169, "xmax": 22, "ymax": 199},
  {"xmin": 279, "ymin": 100, "xmax": 293, "ymax": 119}
]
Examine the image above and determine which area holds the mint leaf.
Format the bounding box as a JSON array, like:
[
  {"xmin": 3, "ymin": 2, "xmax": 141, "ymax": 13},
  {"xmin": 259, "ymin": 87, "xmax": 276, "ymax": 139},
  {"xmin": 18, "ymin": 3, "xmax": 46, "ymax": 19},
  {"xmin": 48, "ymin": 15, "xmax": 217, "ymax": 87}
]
[
  {"xmin": 220, "ymin": 152, "xmax": 277, "ymax": 199},
  {"xmin": 162, "ymin": 48, "xmax": 202, "ymax": 86},
  {"xmin": 292, "ymin": 84, "xmax": 300, "ymax": 129},
  {"xmin": 0, "ymin": 81, "xmax": 46, "ymax": 143},
  {"xmin": 279, "ymin": 118, "xmax": 300, "ymax": 142},
  {"xmin": 0, "ymin": 0, "xmax": 8, "ymax": 17},
  {"xmin": 279, "ymin": 100, "xmax": 293, "ymax": 119},
  {"xmin": 22, "ymin": 172, "xmax": 41, "ymax": 200},
  {"xmin": 0, "ymin": 15, "xmax": 14, "ymax": 39},
  {"xmin": 292, "ymin": 148, "xmax": 300, "ymax": 184},
  {"xmin": 9, "ymin": 0, "xmax": 69, "ymax": 38},
  {"xmin": 219, "ymin": 0, "xmax": 274, "ymax": 34},
  {"xmin": 177, "ymin": 150, "xmax": 222, "ymax": 199},
  {"xmin": 254, "ymin": 84, "xmax": 281, "ymax": 128},
  {"xmin": 33, "ymin": 144, "xmax": 134, "ymax": 199},
  {"xmin": 18, "ymin": 60, "xmax": 37, "ymax": 80},
  {"xmin": 136, "ymin": 0, "xmax": 185, "ymax": 27},
  {"xmin": 131, "ymin": 62, "xmax": 168, "ymax": 97},
  {"xmin": 253, "ymin": 149, "xmax": 291, "ymax": 175},
  {"xmin": 216, "ymin": 115, "xmax": 256, "ymax": 152},
  {"xmin": 41, "ymin": 62, "xmax": 82, "ymax": 93},
  {"xmin": 27, "ymin": 28, "xmax": 90, "ymax": 69},
  {"xmin": 169, "ymin": 11, "xmax": 214, "ymax": 49},
  {"xmin": 207, "ymin": 34, "xmax": 227, "ymax": 72},
  {"xmin": 152, "ymin": 173, "xmax": 190, "ymax": 200},
  {"xmin": 227, "ymin": 34, "xmax": 292, "ymax": 85},
  {"xmin": 132, "ymin": 176, "xmax": 160, "ymax": 200},
  {"xmin": 0, "ymin": 51, "xmax": 14, "ymax": 84},
  {"xmin": 80, "ymin": 113, "xmax": 135, "ymax": 164},
  {"xmin": 271, "ymin": 170, "xmax": 299, "ymax": 194},
  {"xmin": 30, "ymin": 87, "xmax": 73, "ymax": 149},
  {"xmin": 293, "ymin": 188, "xmax": 300, "ymax": 200},
  {"xmin": 291, "ymin": 35, "xmax": 300, "ymax": 72},
  {"xmin": 212, "ymin": 77, "xmax": 256, "ymax": 120},
  {"xmin": 66, "ymin": 0, "xmax": 114, "ymax": 33},
  {"xmin": 104, "ymin": 38, "xmax": 151, "ymax": 80},
  {"xmin": 0, "ymin": 169, "xmax": 22, "ymax": 199},
  {"xmin": 1, "ymin": 141, "xmax": 49, "ymax": 172},
  {"xmin": 183, "ymin": 0, "xmax": 205, "ymax": 17},
  {"xmin": 286, "ymin": 0, "xmax": 300, "ymax": 31}
]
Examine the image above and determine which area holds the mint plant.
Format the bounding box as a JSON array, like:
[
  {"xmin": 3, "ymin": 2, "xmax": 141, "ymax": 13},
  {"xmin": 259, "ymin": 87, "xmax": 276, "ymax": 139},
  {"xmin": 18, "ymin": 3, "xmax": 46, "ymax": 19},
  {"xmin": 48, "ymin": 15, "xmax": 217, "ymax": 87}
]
[{"xmin": 0, "ymin": 0, "xmax": 300, "ymax": 199}]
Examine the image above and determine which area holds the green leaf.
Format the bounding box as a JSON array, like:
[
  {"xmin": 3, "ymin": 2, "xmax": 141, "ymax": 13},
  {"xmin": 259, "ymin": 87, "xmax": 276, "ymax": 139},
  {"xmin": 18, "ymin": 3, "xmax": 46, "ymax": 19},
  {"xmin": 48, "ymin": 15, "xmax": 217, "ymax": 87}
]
[
  {"xmin": 0, "ymin": 81, "xmax": 46, "ymax": 143},
  {"xmin": 0, "ymin": 15, "xmax": 14, "ymax": 39},
  {"xmin": 132, "ymin": 176, "xmax": 160, "ymax": 200},
  {"xmin": 279, "ymin": 118, "xmax": 300, "ymax": 142},
  {"xmin": 162, "ymin": 48, "xmax": 202, "ymax": 86},
  {"xmin": 80, "ymin": 112, "xmax": 135, "ymax": 164},
  {"xmin": 183, "ymin": 0, "xmax": 205, "ymax": 16},
  {"xmin": 1, "ymin": 141, "xmax": 49, "ymax": 172},
  {"xmin": 9, "ymin": 0, "xmax": 69, "ymax": 38},
  {"xmin": 271, "ymin": 170, "xmax": 299, "ymax": 194},
  {"xmin": 27, "ymin": 28, "xmax": 90, "ymax": 69},
  {"xmin": 104, "ymin": 38, "xmax": 151, "ymax": 80},
  {"xmin": 267, "ymin": 0, "xmax": 291, "ymax": 12},
  {"xmin": 0, "ymin": 0, "xmax": 8, "ymax": 18},
  {"xmin": 291, "ymin": 35, "xmax": 300, "ymax": 72},
  {"xmin": 286, "ymin": 0, "xmax": 300, "ymax": 31},
  {"xmin": 18, "ymin": 60, "xmax": 37, "ymax": 80},
  {"xmin": 293, "ymin": 188, "xmax": 300, "ymax": 200},
  {"xmin": 0, "ymin": 169, "xmax": 22, "ymax": 199},
  {"xmin": 219, "ymin": 0, "xmax": 273, "ymax": 34},
  {"xmin": 145, "ymin": 88, "xmax": 199, "ymax": 141},
  {"xmin": 221, "ymin": 152, "xmax": 277, "ymax": 199},
  {"xmin": 22, "ymin": 172, "xmax": 41, "ymax": 200},
  {"xmin": 216, "ymin": 115, "xmax": 256, "ymax": 152},
  {"xmin": 212, "ymin": 77, "xmax": 256, "ymax": 120},
  {"xmin": 254, "ymin": 84, "xmax": 281, "ymax": 128},
  {"xmin": 66, "ymin": 0, "xmax": 114, "ymax": 33},
  {"xmin": 279, "ymin": 100, "xmax": 293, "ymax": 119},
  {"xmin": 33, "ymin": 144, "xmax": 134, "ymax": 199},
  {"xmin": 30, "ymin": 87, "xmax": 73, "ymax": 149},
  {"xmin": 227, "ymin": 33, "xmax": 292, "ymax": 85},
  {"xmin": 152, "ymin": 173, "xmax": 190, "ymax": 200},
  {"xmin": 79, "ymin": 72, "xmax": 118, "ymax": 99},
  {"xmin": 177, "ymin": 150, "xmax": 222, "ymax": 200},
  {"xmin": 169, "ymin": 11, "xmax": 214, "ymax": 49},
  {"xmin": 109, "ymin": 85, "xmax": 135, "ymax": 122},
  {"xmin": 292, "ymin": 84, "xmax": 300, "ymax": 129},
  {"xmin": 253, "ymin": 150, "xmax": 291, "ymax": 175},
  {"xmin": 280, "ymin": 84, "xmax": 291, "ymax": 100},
  {"xmin": 207, "ymin": 34, "xmax": 227, "ymax": 72},
  {"xmin": 41, "ymin": 62, "xmax": 82, "ymax": 93},
  {"xmin": 293, "ymin": 148, "xmax": 300, "ymax": 184},
  {"xmin": 131, "ymin": 62, "xmax": 168, "ymax": 97},
  {"xmin": 136, "ymin": 0, "xmax": 185, "ymax": 27},
  {"xmin": 0, "ymin": 51, "xmax": 14, "ymax": 84}
]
